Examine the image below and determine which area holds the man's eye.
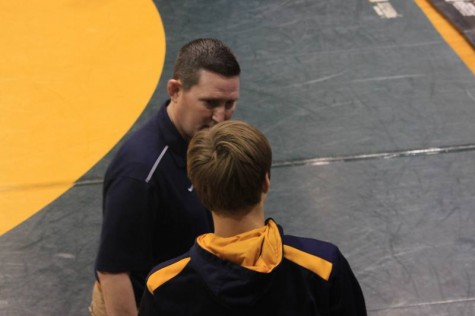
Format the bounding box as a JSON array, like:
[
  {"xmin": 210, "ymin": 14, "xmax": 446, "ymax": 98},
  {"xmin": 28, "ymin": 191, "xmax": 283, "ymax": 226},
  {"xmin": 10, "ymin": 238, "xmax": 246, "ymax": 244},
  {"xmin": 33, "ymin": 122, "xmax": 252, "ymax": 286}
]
[
  {"xmin": 225, "ymin": 101, "xmax": 235, "ymax": 110},
  {"xmin": 205, "ymin": 100, "xmax": 219, "ymax": 108}
]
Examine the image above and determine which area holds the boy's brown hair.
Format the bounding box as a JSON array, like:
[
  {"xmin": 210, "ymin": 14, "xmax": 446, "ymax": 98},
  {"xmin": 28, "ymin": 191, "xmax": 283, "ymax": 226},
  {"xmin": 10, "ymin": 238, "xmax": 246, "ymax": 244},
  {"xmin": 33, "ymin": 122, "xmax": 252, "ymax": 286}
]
[{"xmin": 187, "ymin": 120, "xmax": 272, "ymax": 214}]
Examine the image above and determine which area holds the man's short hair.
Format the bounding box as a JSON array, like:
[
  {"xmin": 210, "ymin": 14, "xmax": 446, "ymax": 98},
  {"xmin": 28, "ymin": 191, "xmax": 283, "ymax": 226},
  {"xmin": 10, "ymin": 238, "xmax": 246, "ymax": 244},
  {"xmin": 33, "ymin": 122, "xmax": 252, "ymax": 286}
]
[
  {"xmin": 187, "ymin": 120, "xmax": 272, "ymax": 214},
  {"xmin": 173, "ymin": 38, "xmax": 241, "ymax": 90}
]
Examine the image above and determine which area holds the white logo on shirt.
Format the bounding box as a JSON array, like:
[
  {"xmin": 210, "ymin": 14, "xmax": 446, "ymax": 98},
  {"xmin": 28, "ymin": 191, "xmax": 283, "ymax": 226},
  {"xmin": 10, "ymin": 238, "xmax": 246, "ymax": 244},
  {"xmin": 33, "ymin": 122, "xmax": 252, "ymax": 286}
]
[{"xmin": 188, "ymin": 185, "xmax": 193, "ymax": 192}]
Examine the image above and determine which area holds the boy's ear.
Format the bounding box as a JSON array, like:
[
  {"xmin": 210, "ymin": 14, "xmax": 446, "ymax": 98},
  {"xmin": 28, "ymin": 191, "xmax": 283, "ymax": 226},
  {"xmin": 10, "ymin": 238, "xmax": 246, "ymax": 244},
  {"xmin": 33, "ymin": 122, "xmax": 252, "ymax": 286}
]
[
  {"xmin": 167, "ymin": 79, "xmax": 182, "ymax": 102},
  {"xmin": 262, "ymin": 173, "xmax": 271, "ymax": 193}
]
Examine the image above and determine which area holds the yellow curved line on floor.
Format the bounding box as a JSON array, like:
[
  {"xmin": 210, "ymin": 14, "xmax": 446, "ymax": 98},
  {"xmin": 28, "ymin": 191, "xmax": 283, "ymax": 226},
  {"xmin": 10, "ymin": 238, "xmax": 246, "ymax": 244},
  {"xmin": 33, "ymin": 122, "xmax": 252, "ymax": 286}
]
[
  {"xmin": 414, "ymin": 0, "xmax": 475, "ymax": 74},
  {"xmin": 0, "ymin": 1, "xmax": 166, "ymax": 235}
]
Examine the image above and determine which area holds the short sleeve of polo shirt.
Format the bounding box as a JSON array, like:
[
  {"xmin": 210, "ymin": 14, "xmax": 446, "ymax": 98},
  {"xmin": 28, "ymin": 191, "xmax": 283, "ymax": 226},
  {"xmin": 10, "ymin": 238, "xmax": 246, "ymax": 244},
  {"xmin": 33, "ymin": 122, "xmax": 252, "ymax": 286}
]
[{"xmin": 96, "ymin": 176, "xmax": 159, "ymax": 272}]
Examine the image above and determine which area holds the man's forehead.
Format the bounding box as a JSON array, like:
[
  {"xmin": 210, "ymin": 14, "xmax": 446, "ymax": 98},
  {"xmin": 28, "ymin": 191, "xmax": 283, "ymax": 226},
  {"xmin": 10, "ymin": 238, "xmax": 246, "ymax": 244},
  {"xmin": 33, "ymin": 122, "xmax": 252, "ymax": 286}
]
[{"xmin": 193, "ymin": 73, "xmax": 240, "ymax": 96}]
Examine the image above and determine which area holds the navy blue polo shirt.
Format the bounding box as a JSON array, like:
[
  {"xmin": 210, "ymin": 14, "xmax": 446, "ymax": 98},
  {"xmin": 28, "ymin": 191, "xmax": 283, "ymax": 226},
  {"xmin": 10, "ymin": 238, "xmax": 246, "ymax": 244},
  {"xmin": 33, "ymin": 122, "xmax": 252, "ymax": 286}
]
[{"xmin": 95, "ymin": 100, "xmax": 213, "ymax": 304}]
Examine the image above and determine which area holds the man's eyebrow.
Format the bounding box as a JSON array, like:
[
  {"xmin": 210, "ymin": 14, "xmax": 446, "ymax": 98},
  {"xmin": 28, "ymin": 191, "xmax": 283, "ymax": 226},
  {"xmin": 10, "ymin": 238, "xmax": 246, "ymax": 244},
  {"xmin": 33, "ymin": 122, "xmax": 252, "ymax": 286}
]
[{"xmin": 199, "ymin": 97, "xmax": 239, "ymax": 101}]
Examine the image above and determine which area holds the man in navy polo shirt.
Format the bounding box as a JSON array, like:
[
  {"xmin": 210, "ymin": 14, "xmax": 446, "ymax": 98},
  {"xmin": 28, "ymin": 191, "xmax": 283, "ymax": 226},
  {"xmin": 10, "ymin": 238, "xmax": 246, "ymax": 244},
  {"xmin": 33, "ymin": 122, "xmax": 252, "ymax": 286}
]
[{"xmin": 89, "ymin": 38, "xmax": 241, "ymax": 316}]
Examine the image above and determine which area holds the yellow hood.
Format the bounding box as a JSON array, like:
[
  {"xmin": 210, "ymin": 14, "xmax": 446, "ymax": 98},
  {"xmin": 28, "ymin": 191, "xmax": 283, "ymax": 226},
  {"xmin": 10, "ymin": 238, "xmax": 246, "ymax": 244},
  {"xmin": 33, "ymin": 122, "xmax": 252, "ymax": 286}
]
[{"xmin": 197, "ymin": 219, "xmax": 282, "ymax": 273}]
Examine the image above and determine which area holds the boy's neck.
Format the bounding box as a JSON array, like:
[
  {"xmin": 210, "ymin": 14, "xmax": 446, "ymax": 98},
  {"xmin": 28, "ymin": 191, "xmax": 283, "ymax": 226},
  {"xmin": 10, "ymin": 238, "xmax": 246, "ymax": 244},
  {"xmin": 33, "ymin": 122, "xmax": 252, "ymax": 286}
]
[{"xmin": 211, "ymin": 203, "xmax": 265, "ymax": 238}]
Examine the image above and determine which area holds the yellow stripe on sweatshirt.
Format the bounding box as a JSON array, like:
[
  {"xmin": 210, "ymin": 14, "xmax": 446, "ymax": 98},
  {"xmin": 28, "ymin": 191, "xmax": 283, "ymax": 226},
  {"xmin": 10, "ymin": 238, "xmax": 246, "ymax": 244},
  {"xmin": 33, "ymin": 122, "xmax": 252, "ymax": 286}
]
[
  {"xmin": 147, "ymin": 258, "xmax": 191, "ymax": 293},
  {"xmin": 284, "ymin": 245, "xmax": 333, "ymax": 281}
]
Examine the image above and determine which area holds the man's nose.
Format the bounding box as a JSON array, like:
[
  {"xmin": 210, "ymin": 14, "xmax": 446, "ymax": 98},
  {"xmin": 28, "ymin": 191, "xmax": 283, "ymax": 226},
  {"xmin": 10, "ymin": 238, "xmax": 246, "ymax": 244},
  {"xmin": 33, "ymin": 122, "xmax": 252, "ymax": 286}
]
[{"xmin": 212, "ymin": 105, "xmax": 226, "ymax": 122}]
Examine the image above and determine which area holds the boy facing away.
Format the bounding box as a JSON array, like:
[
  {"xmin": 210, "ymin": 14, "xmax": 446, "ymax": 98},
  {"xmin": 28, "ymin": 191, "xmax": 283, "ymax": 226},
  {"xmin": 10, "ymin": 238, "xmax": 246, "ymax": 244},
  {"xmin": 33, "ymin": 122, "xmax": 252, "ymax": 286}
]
[{"xmin": 139, "ymin": 120, "xmax": 366, "ymax": 316}]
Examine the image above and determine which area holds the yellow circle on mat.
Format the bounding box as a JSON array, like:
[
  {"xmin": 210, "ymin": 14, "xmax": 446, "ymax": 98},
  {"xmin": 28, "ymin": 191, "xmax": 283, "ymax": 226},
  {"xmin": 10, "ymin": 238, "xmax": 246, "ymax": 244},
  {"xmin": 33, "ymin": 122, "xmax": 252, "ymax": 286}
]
[{"xmin": 0, "ymin": 1, "xmax": 166, "ymax": 235}]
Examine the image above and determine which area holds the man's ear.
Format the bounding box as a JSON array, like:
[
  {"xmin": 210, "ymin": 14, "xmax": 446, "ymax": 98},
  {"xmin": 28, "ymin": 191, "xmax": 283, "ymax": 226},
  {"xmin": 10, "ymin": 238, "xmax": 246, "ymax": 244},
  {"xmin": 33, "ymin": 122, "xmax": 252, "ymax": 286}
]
[
  {"xmin": 167, "ymin": 79, "xmax": 182, "ymax": 102},
  {"xmin": 262, "ymin": 173, "xmax": 271, "ymax": 193}
]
